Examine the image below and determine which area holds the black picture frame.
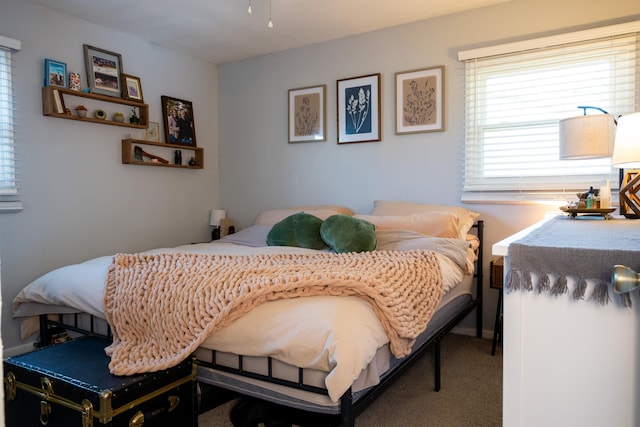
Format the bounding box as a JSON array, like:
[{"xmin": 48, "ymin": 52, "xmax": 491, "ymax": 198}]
[{"xmin": 161, "ymin": 96, "xmax": 197, "ymax": 147}]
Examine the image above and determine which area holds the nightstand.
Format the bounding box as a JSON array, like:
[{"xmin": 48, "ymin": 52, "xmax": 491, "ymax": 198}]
[{"xmin": 490, "ymin": 256, "xmax": 503, "ymax": 355}]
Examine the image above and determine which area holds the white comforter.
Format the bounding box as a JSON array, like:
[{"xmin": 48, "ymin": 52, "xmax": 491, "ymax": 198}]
[{"xmin": 12, "ymin": 227, "xmax": 474, "ymax": 402}]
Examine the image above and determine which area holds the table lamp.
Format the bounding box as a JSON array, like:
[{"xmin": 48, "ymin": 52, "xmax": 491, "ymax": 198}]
[
  {"xmin": 612, "ymin": 111, "xmax": 640, "ymax": 219},
  {"xmin": 209, "ymin": 209, "xmax": 226, "ymax": 240}
]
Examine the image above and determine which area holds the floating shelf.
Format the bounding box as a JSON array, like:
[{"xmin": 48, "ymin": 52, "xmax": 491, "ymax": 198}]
[
  {"xmin": 122, "ymin": 139, "xmax": 203, "ymax": 169},
  {"xmin": 42, "ymin": 86, "xmax": 148, "ymax": 129}
]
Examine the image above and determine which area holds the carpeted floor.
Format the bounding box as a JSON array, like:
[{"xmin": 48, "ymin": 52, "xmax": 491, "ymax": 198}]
[{"xmin": 198, "ymin": 333, "xmax": 502, "ymax": 426}]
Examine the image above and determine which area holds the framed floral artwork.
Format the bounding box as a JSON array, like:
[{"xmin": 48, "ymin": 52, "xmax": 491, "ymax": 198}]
[
  {"xmin": 337, "ymin": 73, "xmax": 381, "ymax": 144},
  {"xmin": 395, "ymin": 66, "xmax": 445, "ymax": 134},
  {"xmin": 122, "ymin": 74, "xmax": 144, "ymax": 102},
  {"xmin": 288, "ymin": 85, "xmax": 326, "ymax": 143}
]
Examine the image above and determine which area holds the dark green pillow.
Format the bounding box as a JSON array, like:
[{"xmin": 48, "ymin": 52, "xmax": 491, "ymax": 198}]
[
  {"xmin": 266, "ymin": 212, "xmax": 326, "ymax": 249},
  {"xmin": 320, "ymin": 214, "xmax": 377, "ymax": 253}
]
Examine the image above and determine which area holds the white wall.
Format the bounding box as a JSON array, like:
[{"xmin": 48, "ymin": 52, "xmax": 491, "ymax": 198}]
[
  {"xmin": 217, "ymin": 0, "xmax": 640, "ymax": 334},
  {"xmin": 0, "ymin": 0, "xmax": 219, "ymax": 353}
]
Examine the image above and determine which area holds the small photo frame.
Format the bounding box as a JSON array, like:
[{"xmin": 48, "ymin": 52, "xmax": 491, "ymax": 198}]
[
  {"xmin": 288, "ymin": 84, "xmax": 326, "ymax": 143},
  {"xmin": 83, "ymin": 44, "xmax": 123, "ymax": 97},
  {"xmin": 146, "ymin": 121, "xmax": 160, "ymax": 142},
  {"xmin": 44, "ymin": 59, "xmax": 67, "ymax": 88},
  {"xmin": 161, "ymin": 96, "xmax": 197, "ymax": 147},
  {"xmin": 395, "ymin": 66, "xmax": 445, "ymax": 134},
  {"xmin": 122, "ymin": 74, "xmax": 144, "ymax": 102},
  {"xmin": 337, "ymin": 73, "xmax": 381, "ymax": 144}
]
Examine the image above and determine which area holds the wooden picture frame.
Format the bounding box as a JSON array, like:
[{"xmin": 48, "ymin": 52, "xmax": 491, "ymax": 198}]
[
  {"xmin": 146, "ymin": 121, "xmax": 160, "ymax": 142},
  {"xmin": 122, "ymin": 74, "xmax": 144, "ymax": 102},
  {"xmin": 83, "ymin": 44, "xmax": 123, "ymax": 97},
  {"xmin": 337, "ymin": 73, "xmax": 381, "ymax": 144},
  {"xmin": 161, "ymin": 96, "xmax": 197, "ymax": 147},
  {"xmin": 44, "ymin": 59, "xmax": 67, "ymax": 88},
  {"xmin": 288, "ymin": 85, "xmax": 326, "ymax": 143},
  {"xmin": 395, "ymin": 66, "xmax": 445, "ymax": 134}
]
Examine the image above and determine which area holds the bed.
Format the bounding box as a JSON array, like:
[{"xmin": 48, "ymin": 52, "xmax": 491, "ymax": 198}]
[{"xmin": 11, "ymin": 201, "xmax": 483, "ymax": 426}]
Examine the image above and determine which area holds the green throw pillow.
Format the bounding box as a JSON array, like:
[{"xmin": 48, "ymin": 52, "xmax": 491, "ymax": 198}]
[
  {"xmin": 266, "ymin": 212, "xmax": 326, "ymax": 249},
  {"xmin": 320, "ymin": 214, "xmax": 377, "ymax": 253}
]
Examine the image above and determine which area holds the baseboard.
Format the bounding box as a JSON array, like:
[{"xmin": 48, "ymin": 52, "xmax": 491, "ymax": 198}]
[
  {"xmin": 3, "ymin": 341, "xmax": 36, "ymax": 358},
  {"xmin": 451, "ymin": 326, "xmax": 494, "ymax": 340}
]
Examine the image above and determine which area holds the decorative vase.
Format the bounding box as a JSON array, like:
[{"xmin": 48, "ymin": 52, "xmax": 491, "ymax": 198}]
[{"xmin": 113, "ymin": 114, "xmax": 124, "ymax": 123}]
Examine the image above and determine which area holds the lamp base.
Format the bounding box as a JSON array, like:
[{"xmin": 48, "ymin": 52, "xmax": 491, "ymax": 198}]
[
  {"xmin": 619, "ymin": 170, "xmax": 640, "ymax": 219},
  {"xmin": 211, "ymin": 226, "xmax": 221, "ymax": 241}
]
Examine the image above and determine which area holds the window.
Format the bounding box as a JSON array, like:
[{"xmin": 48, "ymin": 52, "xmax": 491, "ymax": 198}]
[
  {"xmin": 459, "ymin": 22, "xmax": 640, "ymax": 202},
  {"xmin": 0, "ymin": 35, "xmax": 21, "ymax": 212}
]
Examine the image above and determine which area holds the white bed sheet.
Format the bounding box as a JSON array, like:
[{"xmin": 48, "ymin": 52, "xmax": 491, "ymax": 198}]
[{"xmin": 12, "ymin": 232, "xmax": 474, "ymax": 402}]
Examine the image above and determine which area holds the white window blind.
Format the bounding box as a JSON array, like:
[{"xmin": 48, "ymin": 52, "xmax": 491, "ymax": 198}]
[
  {"xmin": 459, "ymin": 21, "xmax": 640, "ymax": 203},
  {"xmin": 0, "ymin": 35, "xmax": 21, "ymax": 212}
]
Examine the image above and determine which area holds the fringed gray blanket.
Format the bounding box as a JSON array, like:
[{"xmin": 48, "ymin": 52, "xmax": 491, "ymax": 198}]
[{"xmin": 507, "ymin": 216, "xmax": 640, "ymax": 307}]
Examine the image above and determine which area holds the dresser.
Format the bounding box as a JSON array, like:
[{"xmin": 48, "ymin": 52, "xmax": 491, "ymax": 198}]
[{"xmin": 493, "ymin": 215, "xmax": 640, "ymax": 427}]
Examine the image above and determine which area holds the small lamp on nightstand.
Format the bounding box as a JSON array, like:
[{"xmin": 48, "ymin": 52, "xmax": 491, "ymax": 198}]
[
  {"xmin": 612, "ymin": 111, "xmax": 640, "ymax": 219},
  {"xmin": 209, "ymin": 209, "xmax": 226, "ymax": 241}
]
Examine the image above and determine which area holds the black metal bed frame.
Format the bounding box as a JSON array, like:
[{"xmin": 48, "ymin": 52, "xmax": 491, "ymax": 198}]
[{"xmin": 37, "ymin": 220, "xmax": 484, "ymax": 427}]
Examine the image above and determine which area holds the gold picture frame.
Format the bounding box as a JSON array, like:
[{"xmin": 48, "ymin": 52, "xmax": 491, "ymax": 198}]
[{"xmin": 122, "ymin": 74, "xmax": 144, "ymax": 103}]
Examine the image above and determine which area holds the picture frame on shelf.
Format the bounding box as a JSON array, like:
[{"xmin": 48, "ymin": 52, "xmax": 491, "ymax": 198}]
[
  {"xmin": 161, "ymin": 95, "xmax": 197, "ymax": 147},
  {"xmin": 288, "ymin": 84, "xmax": 326, "ymax": 143},
  {"xmin": 44, "ymin": 59, "xmax": 67, "ymax": 88},
  {"xmin": 395, "ymin": 65, "xmax": 445, "ymax": 134},
  {"xmin": 122, "ymin": 74, "xmax": 144, "ymax": 102},
  {"xmin": 83, "ymin": 44, "xmax": 123, "ymax": 97},
  {"xmin": 146, "ymin": 121, "xmax": 160, "ymax": 142},
  {"xmin": 337, "ymin": 73, "xmax": 381, "ymax": 144}
]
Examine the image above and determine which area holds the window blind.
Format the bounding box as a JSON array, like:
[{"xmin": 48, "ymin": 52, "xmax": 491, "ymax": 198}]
[
  {"xmin": 0, "ymin": 35, "xmax": 21, "ymax": 212},
  {"xmin": 459, "ymin": 21, "xmax": 640, "ymax": 202}
]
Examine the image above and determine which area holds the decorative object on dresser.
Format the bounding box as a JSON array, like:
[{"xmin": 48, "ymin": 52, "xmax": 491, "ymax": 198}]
[
  {"xmin": 612, "ymin": 111, "xmax": 640, "ymax": 219},
  {"xmin": 337, "ymin": 73, "xmax": 381, "ymax": 144},
  {"xmin": 4, "ymin": 336, "xmax": 197, "ymax": 427},
  {"xmin": 288, "ymin": 84, "xmax": 326, "ymax": 143},
  {"xmin": 395, "ymin": 65, "xmax": 445, "ymax": 134},
  {"xmin": 209, "ymin": 209, "xmax": 226, "ymax": 241},
  {"xmin": 83, "ymin": 44, "xmax": 123, "ymax": 98}
]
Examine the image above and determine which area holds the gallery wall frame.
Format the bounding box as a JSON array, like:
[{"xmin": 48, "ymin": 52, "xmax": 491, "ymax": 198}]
[
  {"xmin": 122, "ymin": 74, "xmax": 144, "ymax": 102},
  {"xmin": 288, "ymin": 84, "xmax": 326, "ymax": 143},
  {"xmin": 83, "ymin": 44, "xmax": 123, "ymax": 97},
  {"xmin": 161, "ymin": 95, "xmax": 197, "ymax": 147},
  {"xmin": 44, "ymin": 59, "xmax": 67, "ymax": 88},
  {"xmin": 337, "ymin": 73, "xmax": 381, "ymax": 144},
  {"xmin": 395, "ymin": 65, "xmax": 445, "ymax": 134}
]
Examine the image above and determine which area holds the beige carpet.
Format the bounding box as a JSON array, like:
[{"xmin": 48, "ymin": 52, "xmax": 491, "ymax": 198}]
[{"xmin": 198, "ymin": 333, "xmax": 502, "ymax": 426}]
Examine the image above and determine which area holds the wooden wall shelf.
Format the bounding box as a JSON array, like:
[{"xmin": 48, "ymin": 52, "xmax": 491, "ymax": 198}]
[
  {"xmin": 42, "ymin": 86, "xmax": 148, "ymax": 129},
  {"xmin": 122, "ymin": 139, "xmax": 203, "ymax": 169}
]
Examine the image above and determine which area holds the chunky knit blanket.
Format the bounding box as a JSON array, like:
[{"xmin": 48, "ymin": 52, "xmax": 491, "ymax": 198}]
[{"xmin": 104, "ymin": 250, "xmax": 443, "ymax": 375}]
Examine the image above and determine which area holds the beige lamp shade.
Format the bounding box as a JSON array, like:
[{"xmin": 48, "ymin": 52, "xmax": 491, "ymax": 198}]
[
  {"xmin": 559, "ymin": 114, "xmax": 615, "ymax": 159},
  {"xmin": 209, "ymin": 209, "xmax": 226, "ymax": 227},
  {"xmin": 612, "ymin": 112, "xmax": 640, "ymax": 168}
]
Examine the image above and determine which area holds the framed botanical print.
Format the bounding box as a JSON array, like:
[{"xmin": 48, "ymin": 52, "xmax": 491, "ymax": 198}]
[
  {"xmin": 395, "ymin": 66, "xmax": 445, "ymax": 134},
  {"xmin": 83, "ymin": 44, "xmax": 123, "ymax": 97},
  {"xmin": 337, "ymin": 73, "xmax": 381, "ymax": 144},
  {"xmin": 288, "ymin": 85, "xmax": 326, "ymax": 143}
]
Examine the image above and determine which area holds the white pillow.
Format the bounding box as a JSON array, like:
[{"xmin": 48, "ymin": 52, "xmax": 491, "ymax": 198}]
[
  {"xmin": 371, "ymin": 200, "xmax": 479, "ymax": 239},
  {"xmin": 354, "ymin": 212, "xmax": 460, "ymax": 238}
]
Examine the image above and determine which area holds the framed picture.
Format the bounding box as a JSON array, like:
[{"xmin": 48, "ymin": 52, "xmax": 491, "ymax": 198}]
[
  {"xmin": 146, "ymin": 121, "xmax": 160, "ymax": 142},
  {"xmin": 44, "ymin": 59, "xmax": 67, "ymax": 88},
  {"xmin": 161, "ymin": 96, "xmax": 197, "ymax": 146},
  {"xmin": 337, "ymin": 73, "xmax": 381, "ymax": 144},
  {"xmin": 83, "ymin": 44, "xmax": 123, "ymax": 97},
  {"xmin": 395, "ymin": 66, "xmax": 445, "ymax": 134},
  {"xmin": 122, "ymin": 74, "xmax": 144, "ymax": 102},
  {"xmin": 288, "ymin": 84, "xmax": 326, "ymax": 143}
]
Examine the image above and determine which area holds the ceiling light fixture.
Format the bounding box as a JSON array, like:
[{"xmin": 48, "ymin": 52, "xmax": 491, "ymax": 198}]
[{"xmin": 247, "ymin": 0, "xmax": 274, "ymax": 28}]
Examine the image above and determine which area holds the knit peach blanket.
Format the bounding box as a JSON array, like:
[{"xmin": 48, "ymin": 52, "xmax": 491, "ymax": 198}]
[{"xmin": 104, "ymin": 250, "xmax": 443, "ymax": 375}]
